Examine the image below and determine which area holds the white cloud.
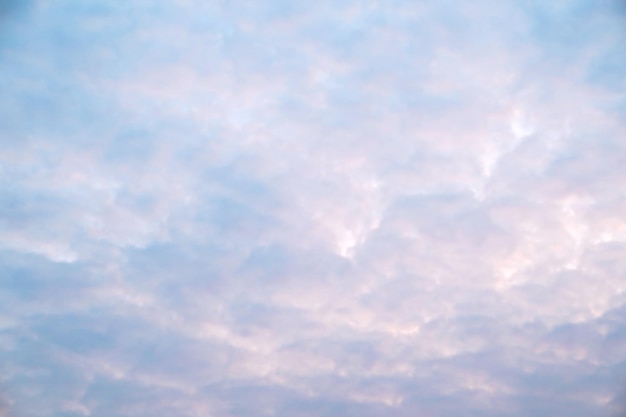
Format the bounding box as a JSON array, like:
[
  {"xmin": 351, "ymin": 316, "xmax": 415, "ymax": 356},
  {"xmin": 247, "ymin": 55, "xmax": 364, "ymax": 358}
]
[{"xmin": 1, "ymin": 1, "xmax": 626, "ymax": 416}]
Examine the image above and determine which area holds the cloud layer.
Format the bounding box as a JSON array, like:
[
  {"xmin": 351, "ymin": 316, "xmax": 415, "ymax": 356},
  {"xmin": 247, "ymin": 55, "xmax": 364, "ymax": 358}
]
[{"xmin": 1, "ymin": 1, "xmax": 626, "ymax": 416}]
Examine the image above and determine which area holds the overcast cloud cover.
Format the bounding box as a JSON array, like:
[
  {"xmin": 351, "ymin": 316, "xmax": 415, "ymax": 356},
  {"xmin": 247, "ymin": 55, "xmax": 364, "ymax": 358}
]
[{"xmin": 1, "ymin": 0, "xmax": 626, "ymax": 416}]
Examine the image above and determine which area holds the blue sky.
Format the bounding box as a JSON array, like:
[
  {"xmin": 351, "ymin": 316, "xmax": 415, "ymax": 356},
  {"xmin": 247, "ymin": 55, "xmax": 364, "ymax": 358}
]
[{"xmin": 1, "ymin": 1, "xmax": 626, "ymax": 416}]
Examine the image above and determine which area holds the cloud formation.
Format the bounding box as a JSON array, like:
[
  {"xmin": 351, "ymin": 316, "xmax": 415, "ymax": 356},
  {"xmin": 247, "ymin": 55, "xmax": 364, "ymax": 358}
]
[{"xmin": 1, "ymin": 1, "xmax": 626, "ymax": 416}]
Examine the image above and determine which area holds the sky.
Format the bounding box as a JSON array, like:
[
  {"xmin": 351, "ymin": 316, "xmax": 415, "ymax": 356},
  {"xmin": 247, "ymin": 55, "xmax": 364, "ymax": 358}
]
[{"xmin": 1, "ymin": 0, "xmax": 626, "ymax": 416}]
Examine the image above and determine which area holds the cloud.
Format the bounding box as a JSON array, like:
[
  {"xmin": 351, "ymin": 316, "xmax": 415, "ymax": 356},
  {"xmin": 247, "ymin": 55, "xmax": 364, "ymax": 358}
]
[{"xmin": 1, "ymin": 0, "xmax": 626, "ymax": 416}]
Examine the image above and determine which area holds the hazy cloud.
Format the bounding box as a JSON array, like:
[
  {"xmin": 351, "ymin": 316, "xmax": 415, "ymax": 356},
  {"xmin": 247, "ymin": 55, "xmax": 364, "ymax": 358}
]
[{"xmin": 1, "ymin": 1, "xmax": 626, "ymax": 416}]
